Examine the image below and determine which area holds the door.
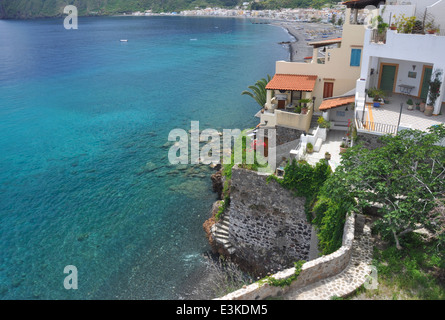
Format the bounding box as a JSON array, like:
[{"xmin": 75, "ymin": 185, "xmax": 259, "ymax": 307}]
[
  {"xmin": 277, "ymin": 100, "xmax": 285, "ymax": 109},
  {"xmin": 419, "ymin": 66, "xmax": 433, "ymax": 100},
  {"xmin": 323, "ymin": 82, "xmax": 334, "ymax": 98},
  {"xmin": 263, "ymin": 136, "xmax": 268, "ymax": 158},
  {"xmin": 379, "ymin": 64, "xmax": 398, "ymax": 93}
]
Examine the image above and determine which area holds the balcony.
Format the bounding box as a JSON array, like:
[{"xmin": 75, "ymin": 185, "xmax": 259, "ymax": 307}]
[
  {"xmin": 275, "ymin": 107, "xmax": 312, "ymax": 132},
  {"xmin": 260, "ymin": 107, "xmax": 312, "ymax": 132},
  {"xmin": 355, "ymin": 93, "xmax": 445, "ymax": 135}
]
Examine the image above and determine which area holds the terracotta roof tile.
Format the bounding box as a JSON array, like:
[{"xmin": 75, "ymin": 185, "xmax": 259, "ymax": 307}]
[
  {"xmin": 319, "ymin": 95, "xmax": 355, "ymax": 111},
  {"xmin": 265, "ymin": 74, "xmax": 317, "ymax": 92}
]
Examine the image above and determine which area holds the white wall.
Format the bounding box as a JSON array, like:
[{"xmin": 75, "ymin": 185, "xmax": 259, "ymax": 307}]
[
  {"xmin": 377, "ymin": 57, "xmax": 433, "ymax": 96},
  {"xmin": 360, "ymin": 29, "xmax": 445, "ymax": 113}
]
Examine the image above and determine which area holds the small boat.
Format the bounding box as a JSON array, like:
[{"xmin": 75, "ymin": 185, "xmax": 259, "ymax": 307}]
[{"xmin": 120, "ymin": 39, "xmax": 128, "ymax": 42}]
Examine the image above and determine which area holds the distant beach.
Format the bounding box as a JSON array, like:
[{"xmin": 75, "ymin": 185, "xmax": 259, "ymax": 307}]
[{"xmin": 271, "ymin": 21, "xmax": 342, "ymax": 62}]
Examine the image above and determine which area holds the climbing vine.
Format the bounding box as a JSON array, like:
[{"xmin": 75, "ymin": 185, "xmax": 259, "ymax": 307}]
[
  {"xmin": 259, "ymin": 260, "xmax": 306, "ymax": 287},
  {"xmin": 267, "ymin": 159, "xmax": 332, "ymax": 222}
]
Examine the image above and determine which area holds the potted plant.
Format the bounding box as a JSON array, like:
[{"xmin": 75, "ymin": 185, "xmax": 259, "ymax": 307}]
[
  {"xmin": 390, "ymin": 23, "xmax": 397, "ymax": 30},
  {"xmin": 339, "ymin": 142, "xmax": 348, "ymax": 154},
  {"xmin": 406, "ymin": 98, "xmax": 414, "ymax": 110},
  {"xmin": 425, "ymin": 70, "xmax": 442, "ymax": 116},
  {"xmin": 306, "ymin": 142, "xmax": 314, "ymax": 154},
  {"xmin": 324, "ymin": 152, "xmax": 331, "ymax": 160},
  {"xmin": 425, "ymin": 21, "xmax": 439, "ymax": 34},
  {"xmin": 420, "ymin": 99, "xmax": 426, "ymax": 112},
  {"xmin": 376, "ymin": 16, "xmax": 389, "ymax": 34},
  {"xmin": 299, "ymin": 98, "xmax": 312, "ymax": 114},
  {"xmin": 317, "ymin": 116, "xmax": 331, "ymax": 129},
  {"xmin": 293, "ymin": 104, "xmax": 302, "ymax": 114},
  {"xmin": 415, "ymin": 101, "xmax": 420, "ymax": 110},
  {"xmin": 368, "ymin": 88, "xmax": 385, "ymax": 107}
]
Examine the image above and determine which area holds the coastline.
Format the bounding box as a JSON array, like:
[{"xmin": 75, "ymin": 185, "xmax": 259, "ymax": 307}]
[
  {"xmin": 271, "ymin": 20, "xmax": 341, "ymax": 62},
  {"xmin": 191, "ymin": 19, "xmax": 342, "ymax": 299}
]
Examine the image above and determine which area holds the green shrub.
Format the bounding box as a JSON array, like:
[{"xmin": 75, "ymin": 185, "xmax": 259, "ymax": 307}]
[{"xmin": 268, "ymin": 159, "xmax": 332, "ymax": 222}]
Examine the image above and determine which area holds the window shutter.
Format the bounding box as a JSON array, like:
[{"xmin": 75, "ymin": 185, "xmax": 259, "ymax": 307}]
[{"xmin": 350, "ymin": 49, "xmax": 361, "ymax": 67}]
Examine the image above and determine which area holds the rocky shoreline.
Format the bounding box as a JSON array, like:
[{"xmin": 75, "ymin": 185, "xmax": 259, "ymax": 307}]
[{"xmin": 196, "ymin": 21, "xmax": 342, "ymax": 299}]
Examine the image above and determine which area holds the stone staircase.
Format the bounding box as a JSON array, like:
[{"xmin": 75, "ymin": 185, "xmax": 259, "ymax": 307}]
[
  {"xmin": 308, "ymin": 114, "xmax": 320, "ymax": 135},
  {"xmin": 210, "ymin": 213, "xmax": 236, "ymax": 255}
]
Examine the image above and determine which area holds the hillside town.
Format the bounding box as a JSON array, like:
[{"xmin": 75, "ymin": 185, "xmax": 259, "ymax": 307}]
[{"xmin": 128, "ymin": 3, "xmax": 357, "ymax": 24}]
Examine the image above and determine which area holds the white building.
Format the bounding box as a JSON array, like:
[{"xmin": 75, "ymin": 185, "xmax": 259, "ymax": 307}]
[{"xmin": 351, "ymin": 0, "xmax": 445, "ymax": 135}]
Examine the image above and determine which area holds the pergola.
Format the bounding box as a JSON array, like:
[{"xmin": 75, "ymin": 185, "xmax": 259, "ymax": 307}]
[{"xmin": 265, "ymin": 74, "xmax": 318, "ymax": 109}]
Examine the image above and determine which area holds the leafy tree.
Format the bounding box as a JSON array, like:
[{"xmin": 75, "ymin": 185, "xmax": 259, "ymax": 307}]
[
  {"xmin": 241, "ymin": 75, "xmax": 271, "ymax": 109},
  {"xmin": 334, "ymin": 125, "xmax": 445, "ymax": 250}
]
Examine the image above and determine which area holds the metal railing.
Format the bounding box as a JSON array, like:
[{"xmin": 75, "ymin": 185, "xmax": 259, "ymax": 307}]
[{"xmin": 355, "ymin": 112, "xmax": 398, "ymax": 135}]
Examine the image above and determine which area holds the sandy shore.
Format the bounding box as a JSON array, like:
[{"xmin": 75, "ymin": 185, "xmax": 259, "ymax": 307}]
[{"xmin": 271, "ymin": 21, "xmax": 342, "ymax": 62}]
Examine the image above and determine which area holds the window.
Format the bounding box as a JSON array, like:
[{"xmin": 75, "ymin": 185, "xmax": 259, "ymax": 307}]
[
  {"xmin": 336, "ymin": 111, "xmax": 346, "ymax": 117},
  {"xmin": 350, "ymin": 48, "xmax": 361, "ymax": 67}
]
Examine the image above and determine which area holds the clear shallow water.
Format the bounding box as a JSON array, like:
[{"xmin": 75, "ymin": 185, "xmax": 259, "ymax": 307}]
[{"xmin": 0, "ymin": 16, "xmax": 289, "ymax": 299}]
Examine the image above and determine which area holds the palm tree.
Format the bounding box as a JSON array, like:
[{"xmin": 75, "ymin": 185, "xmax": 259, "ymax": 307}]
[{"xmin": 241, "ymin": 75, "xmax": 272, "ymax": 109}]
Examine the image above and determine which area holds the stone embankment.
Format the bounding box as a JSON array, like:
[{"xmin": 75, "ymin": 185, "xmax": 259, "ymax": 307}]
[
  {"xmin": 204, "ymin": 165, "xmax": 312, "ymax": 275},
  {"xmin": 204, "ymin": 166, "xmax": 374, "ymax": 300},
  {"xmin": 216, "ymin": 213, "xmax": 374, "ymax": 300}
]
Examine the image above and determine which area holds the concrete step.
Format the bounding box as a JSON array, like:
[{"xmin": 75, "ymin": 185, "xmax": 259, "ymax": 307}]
[
  {"xmin": 211, "ymin": 214, "xmax": 235, "ymax": 254},
  {"xmin": 214, "ymin": 231, "xmax": 229, "ymax": 240}
]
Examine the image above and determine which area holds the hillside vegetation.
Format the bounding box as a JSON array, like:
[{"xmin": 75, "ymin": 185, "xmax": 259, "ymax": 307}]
[{"xmin": 0, "ymin": 0, "xmax": 337, "ymax": 19}]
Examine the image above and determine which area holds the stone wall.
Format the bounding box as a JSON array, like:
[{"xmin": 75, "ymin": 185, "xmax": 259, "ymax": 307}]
[
  {"xmin": 227, "ymin": 165, "xmax": 311, "ymax": 275},
  {"xmin": 355, "ymin": 132, "xmax": 384, "ymax": 149},
  {"xmin": 216, "ymin": 213, "xmax": 356, "ymax": 300},
  {"xmin": 276, "ymin": 126, "xmax": 302, "ymax": 146}
]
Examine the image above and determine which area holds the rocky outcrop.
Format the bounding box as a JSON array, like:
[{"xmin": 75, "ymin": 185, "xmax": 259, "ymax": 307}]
[
  {"xmin": 227, "ymin": 166, "xmax": 311, "ymax": 276},
  {"xmin": 210, "ymin": 169, "xmax": 223, "ymax": 200}
]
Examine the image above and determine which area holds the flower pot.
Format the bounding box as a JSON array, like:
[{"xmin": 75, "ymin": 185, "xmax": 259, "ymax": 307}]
[
  {"xmin": 390, "ymin": 26, "xmax": 397, "ymax": 30},
  {"xmin": 424, "ymin": 105, "xmax": 434, "ymax": 116},
  {"xmin": 339, "ymin": 147, "xmax": 348, "ymax": 154},
  {"xmin": 301, "ymin": 107, "xmax": 308, "ymax": 114},
  {"xmin": 420, "ymin": 102, "xmax": 426, "ymax": 112},
  {"xmin": 407, "ymin": 104, "xmax": 414, "ymax": 110},
  {"xmin": 325, "ymin": 154, "xmax": 331, "ymax": 160}
]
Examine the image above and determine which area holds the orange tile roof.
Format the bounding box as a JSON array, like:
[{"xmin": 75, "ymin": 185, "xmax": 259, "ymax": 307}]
[
  {"xmin": 319, "ymin": 95, "xmax": 355, "ymax": 111},
  {"xmin": 265, "ymin": 74, "xmax": 317, "ymax": 92}
]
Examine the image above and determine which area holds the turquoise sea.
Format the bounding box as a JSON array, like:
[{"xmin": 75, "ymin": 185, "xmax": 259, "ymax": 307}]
[{"xmin": 0, "ymin": 16, "xmax": 290, "ymax": 299}]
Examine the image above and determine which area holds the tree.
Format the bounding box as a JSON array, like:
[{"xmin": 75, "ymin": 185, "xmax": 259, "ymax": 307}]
[
  {"xmin": 330, "ymin": 13, "xmax": 336, "ymax": 25},
  {"xmin": 241, "ymin": 75, "xmax": 272, "ymax": 109},
  {"xmin": 333, "ymin": 125, "xmax": 445, "ymax": 250}
]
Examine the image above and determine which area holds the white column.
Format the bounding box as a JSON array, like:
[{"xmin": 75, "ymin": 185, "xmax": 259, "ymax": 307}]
[
  {"xmin": 434, "ymin": 75, "xmax": 445, "ymax": 115},
  {"xmin": 312, "ymin": 46, "xmax": 318, "ymax": 64}
]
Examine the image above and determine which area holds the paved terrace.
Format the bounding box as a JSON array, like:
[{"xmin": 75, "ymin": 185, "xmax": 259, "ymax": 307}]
[
  {"xmin": 305, "ymin": 130, "xmax": 347, "ymax": 172},
  {"xmin": 361, "ymin": 93, "xmax": 445, "ymax": 133}
]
